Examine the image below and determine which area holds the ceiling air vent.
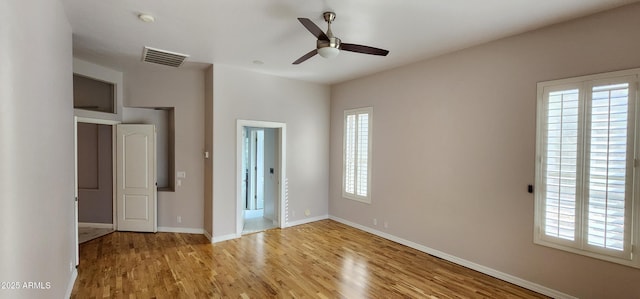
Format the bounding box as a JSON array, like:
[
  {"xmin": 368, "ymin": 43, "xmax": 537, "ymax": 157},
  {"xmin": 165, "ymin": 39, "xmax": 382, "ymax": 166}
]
[{"xmin": 142, "ymin": 46, "xmax": 189, "ymax": 67}]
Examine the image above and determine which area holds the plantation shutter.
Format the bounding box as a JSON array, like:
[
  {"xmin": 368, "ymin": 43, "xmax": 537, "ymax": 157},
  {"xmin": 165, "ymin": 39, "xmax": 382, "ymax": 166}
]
[
  {"xmin": 537, "ymin": 74, "xmax": 637, "ymax": 262},
  {"xmin": 343, "ymin": 107, "xmax": 372, "ymax": 203},
  {"xmin": 542, "ymin": 88, "xmax": 581, "ymax": 241},
  {"xmin": 345, "ymin": 114, "xmax": 356, "ymax": 195},
  {"xmin": 356, "ymin": 113, "xmax": 369, "ymax": 197},
  {"xmin": 585, "ymin": 82, "xmax": 633, "ymax": 253}
]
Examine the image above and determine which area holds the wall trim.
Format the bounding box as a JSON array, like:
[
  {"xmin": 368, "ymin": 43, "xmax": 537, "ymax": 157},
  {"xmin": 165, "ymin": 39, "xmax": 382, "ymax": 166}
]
[
  {"xmin": 213, "ymin": 233, "xmax": 240, "ymax": 243},
  {"xmin": 78, "ymin": 222, "xmax": 114, "ymax": 229},
  {"xmin": 285, "ymin": 215, "xmax": 329, "ymax": 228},
  {"xmin": 65, "ymin": 268, "xmax": 78, "ymax": 299},
  {"xmin": 157, "ymin": 227, "xmax": 204, "ymax": 234},
  {"xmin": 329, "ymin": 216, "xmax": 577, "ymax": 299}
]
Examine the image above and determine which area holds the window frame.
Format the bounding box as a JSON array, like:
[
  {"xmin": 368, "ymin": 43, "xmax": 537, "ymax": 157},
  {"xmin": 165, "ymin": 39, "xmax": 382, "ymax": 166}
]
[
  {"xmin": 534, "ymin": 68, "xmax": 640, "ymax": 268},
  {"xmin": 343, "ymin": 107, "xmax": 373, "ymax": 204}
]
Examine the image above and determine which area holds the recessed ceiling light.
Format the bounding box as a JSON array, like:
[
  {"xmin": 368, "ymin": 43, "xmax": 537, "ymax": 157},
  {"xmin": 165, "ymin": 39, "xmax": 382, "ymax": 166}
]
[{"xmin": 138, "ymin": 13, "xmax": 155, "ymax": 23}]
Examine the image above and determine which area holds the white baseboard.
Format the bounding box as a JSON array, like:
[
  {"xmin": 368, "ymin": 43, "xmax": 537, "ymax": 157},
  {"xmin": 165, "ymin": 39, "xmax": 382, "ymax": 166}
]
[
  {"xmin": 213, "ymin": 233, "xmax": 239, "ymax": 243},
  {"xmin": 329, "ymin": 216, "xmax": 576, "ymax": 299},
  {"xmin": 64, "ymin": 267, "xmax": 78, "ymax": 299},
  {"xmin": 285, "ymin": 214, "xmax": 328, "ymax": 228},
  {"xmin": 78, "ymin": 222, "xmax": 114, "ymax": 229},
  {"xmin": 157, "ymin": 227, "xmax": 204, "ymax": 234}
]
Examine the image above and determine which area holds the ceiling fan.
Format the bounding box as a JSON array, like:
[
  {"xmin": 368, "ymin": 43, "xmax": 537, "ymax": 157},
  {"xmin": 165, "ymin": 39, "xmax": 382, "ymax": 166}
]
[{"xmin": 293, "ymin": 12, "xmax": 389, "ymax": 65}]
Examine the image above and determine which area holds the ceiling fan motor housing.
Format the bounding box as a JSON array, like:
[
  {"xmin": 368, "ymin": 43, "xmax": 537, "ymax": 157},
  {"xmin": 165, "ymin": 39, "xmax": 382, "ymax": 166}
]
[{"xmin": 318, "ymin": 36, "xmax": 341, "ymax": 49}]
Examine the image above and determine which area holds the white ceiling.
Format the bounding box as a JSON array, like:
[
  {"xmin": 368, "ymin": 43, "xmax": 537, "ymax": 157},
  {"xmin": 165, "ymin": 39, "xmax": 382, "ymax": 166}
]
[{"xmin": 61, "ymin": 0, "xmax": 639, "ymax": 84}]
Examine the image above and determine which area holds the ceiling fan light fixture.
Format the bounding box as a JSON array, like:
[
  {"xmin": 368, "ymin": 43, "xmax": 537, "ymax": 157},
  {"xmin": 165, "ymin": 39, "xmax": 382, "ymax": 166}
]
[{"xmin": 318, "ymin": 47, "xmax": 340, "ymax": 59}]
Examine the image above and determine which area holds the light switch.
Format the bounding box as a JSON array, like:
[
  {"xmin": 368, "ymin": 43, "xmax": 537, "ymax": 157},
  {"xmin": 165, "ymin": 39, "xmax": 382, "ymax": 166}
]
[{"xmin": 177, "ymin": 171, "xmax": 186, "ymax": 178}]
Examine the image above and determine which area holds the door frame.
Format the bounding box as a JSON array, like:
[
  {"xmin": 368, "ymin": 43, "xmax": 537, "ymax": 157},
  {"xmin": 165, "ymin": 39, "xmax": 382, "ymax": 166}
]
[
  {"xmin": 236, "ymin": 120, "xmax": 286, "ymax": 237},
  {"xmin": 73, "ymin": 116, "xmax": 120, "ymax": 266}
]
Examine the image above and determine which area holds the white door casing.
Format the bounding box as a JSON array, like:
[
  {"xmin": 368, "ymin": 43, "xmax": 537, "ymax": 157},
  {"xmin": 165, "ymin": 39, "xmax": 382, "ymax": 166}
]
[
  {"xmin": 73, "ymin": 117, "xmax": 79, "ymax": 265},
  {"xmin": 116, "ymin": 124, "xmax": 157, "ymax": 232},
  {"xmin": 236, "ymin": 120, "xmax": 287, "ymax": 237}
]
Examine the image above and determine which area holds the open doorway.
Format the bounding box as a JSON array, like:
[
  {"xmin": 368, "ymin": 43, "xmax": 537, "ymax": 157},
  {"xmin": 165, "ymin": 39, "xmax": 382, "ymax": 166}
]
[
  {"xmin": 242, "ymin": 127, "xmax": 278, "ymax": 234},
  {"xmin": 236, "ymin": 120, "xmax": 287, "ymax": 237},
  {"xmin": 74, "ymin": 117, "xmax": 158, "ymax": 265},
  {"xmin": 76, "ymin": 122, "xmax": 115, "ymax": 243}
]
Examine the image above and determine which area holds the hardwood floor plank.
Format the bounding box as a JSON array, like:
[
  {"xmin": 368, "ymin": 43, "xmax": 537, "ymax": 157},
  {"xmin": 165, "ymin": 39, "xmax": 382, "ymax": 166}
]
[{"xmin": 71, "ymin": 220, "xmax": 548, "ymax": 298}]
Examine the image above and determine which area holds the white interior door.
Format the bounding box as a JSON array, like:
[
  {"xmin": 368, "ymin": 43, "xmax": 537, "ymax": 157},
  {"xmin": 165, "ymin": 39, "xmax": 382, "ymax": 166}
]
[{"xmin": 116, "ymin": 124, "xmax": 157, "ymax": 232}]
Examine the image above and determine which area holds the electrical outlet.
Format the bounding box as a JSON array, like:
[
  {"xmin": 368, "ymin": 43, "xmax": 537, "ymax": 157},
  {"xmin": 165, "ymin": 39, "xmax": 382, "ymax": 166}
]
[
  {"xmin": 373, "ymin": 218, "xmax": 378, "ymax": 226},
  {"xmin": 69, "ymin": 262, "xmax": 74, "ymax": 272},
  {"xmin": 177, "ymin": 179, "xmax": 182, "ymax": 187},
  {"xmin": 304, "ymin": 209, "xmax": 311, "ymax": 216},
  {"xmin": 292, "ymin": 210, "xmax": 296, "ymax": 217},
  {"xmin": 383, "ymin": 221, "xmax": 389, "ymax": 229},
  {"xmin": 177, "ymin": 216, "xmax": 182, "ymax": 223}
]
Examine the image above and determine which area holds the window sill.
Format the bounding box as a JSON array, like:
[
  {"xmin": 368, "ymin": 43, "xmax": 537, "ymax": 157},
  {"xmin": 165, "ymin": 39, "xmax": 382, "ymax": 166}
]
[
  {"xmin": 343, "ymin": 194, "xmax": 371, "ymax": 204},
  {"xmin": 534, "ymin": 238, "xmax": 639, "ymax": 269}
]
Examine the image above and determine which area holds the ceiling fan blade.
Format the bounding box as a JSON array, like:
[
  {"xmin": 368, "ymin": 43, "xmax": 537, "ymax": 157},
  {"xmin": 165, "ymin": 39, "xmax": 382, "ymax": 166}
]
[
  {"xmin": 293, "ymin": 49, "xmax": 318, "ymax": 64},
  {"xmin": 340, "ymin": 43, "xmax": 389, "ymax": 56},
  {"xmin": 297, "ymin": 18, "xmax": 329, "ymax": 41}
]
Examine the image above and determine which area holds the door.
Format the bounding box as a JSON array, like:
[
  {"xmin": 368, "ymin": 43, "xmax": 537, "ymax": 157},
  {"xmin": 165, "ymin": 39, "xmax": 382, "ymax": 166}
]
[{"xmin": 116, "ymin": 124, "xmax": 157, "ymax": 232}]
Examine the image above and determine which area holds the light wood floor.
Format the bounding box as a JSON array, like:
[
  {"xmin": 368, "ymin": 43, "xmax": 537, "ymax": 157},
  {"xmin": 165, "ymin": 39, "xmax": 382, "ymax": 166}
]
[{"xmin": 71, "ymin": 220, "xmax": 548, "ymax": 298}]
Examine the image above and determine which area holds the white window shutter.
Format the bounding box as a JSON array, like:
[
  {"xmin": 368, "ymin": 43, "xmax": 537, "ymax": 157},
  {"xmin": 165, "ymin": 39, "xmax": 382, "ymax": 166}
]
[
  {"xmin": 356, "ymin": 113, "xmax": 369, "ymax": 197},
  {"xmin": 586, "ymin": 83, "xmax": 631, "ymax": 252},
  {"xmin": 535, "ymin": 69, "xmax": 639, "ymax": 268},
  {"xmin": 345, "ymin": 115, "xmax": 356, "ymax": 195},
  {"xmin": 343, "ymin": 107, "xmax": 372, "ymax": 203},
  {"xmin": 542, "ymin": 88, "xmax": 580, "ymax": 241}
]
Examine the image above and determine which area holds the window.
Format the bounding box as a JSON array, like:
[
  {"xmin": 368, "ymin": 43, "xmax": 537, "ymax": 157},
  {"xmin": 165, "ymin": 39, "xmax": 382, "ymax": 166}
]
[
  {"xmin": 343, "ymin": 107, "xmax": 373, "ymax": 203},
  {"xmin": 535, "ymin": 69, "xmax": 639, "ymax": 268}
]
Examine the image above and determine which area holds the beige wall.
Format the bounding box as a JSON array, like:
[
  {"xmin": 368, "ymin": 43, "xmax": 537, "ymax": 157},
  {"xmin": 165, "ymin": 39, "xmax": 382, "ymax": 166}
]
[
  {"xmin": 124, "ymin": 69, "xmax": 205, "ymax": 230},
  {"xmin": 329, "ymin": 3, "xmax": 640, "ymax": 298},
  {"xmin": 0, "ymin": 0, "xmax": 76, "ymax": 297},
  {"xmin": 213, "ymin": 65, "xmax": 330, "ymax": 238}
]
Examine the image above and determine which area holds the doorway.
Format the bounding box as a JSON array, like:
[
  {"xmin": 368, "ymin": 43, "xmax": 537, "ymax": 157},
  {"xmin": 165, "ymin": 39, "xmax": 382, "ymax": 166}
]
[
  {"xmin": 73, "ymin": 117, "xmax": 158, "ymax": 267},
  {"xmin": 236, "ymin": 120, "xmax": 287, "ymax": 237},
  {"xmin": 242, "ymin": 127, "xmax": 278, "ymax": 234},
  {"xmin": 73, "ymin": 117, "xmax": 119, "ymax": 266},
  {"xmin": 76, "ymin": 122, "xmax": 115, "ymax": 243}
]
